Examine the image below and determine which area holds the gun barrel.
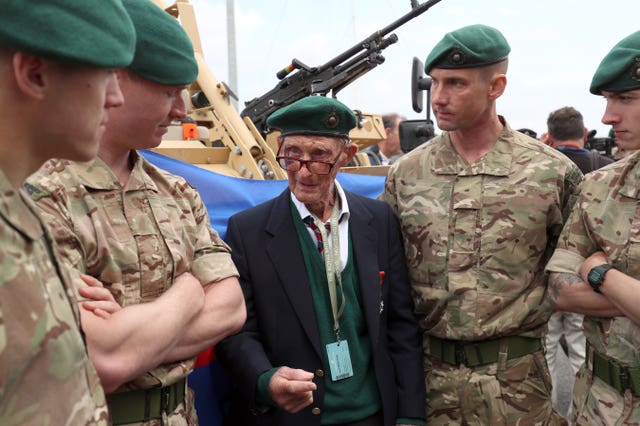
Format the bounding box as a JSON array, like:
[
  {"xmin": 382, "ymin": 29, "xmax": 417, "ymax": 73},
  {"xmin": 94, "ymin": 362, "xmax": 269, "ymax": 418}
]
[
  {"xmin": 380, "ymin": 0, "xmax": 443, "ymax": 35},
  {"xmin": 318, "ymin": 0, "xmax": 442, "ymax": 72}
]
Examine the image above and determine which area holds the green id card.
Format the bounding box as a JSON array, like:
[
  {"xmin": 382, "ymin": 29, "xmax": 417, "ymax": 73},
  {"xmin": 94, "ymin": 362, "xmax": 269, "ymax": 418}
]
[{"xmin": 326, "ymin": 340, "xmax": 354, "ymax": 381}]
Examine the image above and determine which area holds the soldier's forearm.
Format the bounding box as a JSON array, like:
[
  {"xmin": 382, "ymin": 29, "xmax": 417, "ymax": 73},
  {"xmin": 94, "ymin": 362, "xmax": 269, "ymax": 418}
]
[
  {"xmin": 598, "ymin": 269, "xmax": 640, "ymax": 327},
  {"xmin": 82, "ymin": 274, "xmax": 205, "ymax": 392},
  {"xmin": 163, "ymin": 276, "xmax": 246, "ymax": 362},
  {"xmin": 547, "ymin": 272, "xmax": 621, "ymax": 317}
]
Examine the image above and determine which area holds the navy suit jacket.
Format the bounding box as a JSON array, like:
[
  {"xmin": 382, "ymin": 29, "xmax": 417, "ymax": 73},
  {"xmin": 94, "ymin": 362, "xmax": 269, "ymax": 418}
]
[{"xmin": 216, "ymin": 188, "xmax": 425, "ymax": 426}]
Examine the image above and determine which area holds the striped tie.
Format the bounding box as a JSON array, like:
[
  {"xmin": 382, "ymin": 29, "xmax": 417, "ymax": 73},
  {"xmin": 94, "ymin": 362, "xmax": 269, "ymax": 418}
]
[{"xmin": 303, "ymin": 216, "xmax": 331, "ymax": 253}]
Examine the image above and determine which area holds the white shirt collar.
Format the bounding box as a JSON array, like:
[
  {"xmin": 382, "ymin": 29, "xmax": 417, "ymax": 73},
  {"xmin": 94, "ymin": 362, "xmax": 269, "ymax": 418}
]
[{"xmin": 290, "ymin": 180, "xmax": 350, "ymax": 223}]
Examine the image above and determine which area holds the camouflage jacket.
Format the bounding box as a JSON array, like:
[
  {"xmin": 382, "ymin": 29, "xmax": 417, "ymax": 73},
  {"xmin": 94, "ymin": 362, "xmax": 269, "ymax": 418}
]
[
  {"xmin": 546, "ymin": 150, "xmax": 640, "ymax": 365},
  {"xmin": 0, "ymin": 171, "xmax": 107, "ymax": 425},
  {"xmin": 26, "ymin": 152, "xmax": 238, "ymax": 393},
  {"xmin": 383, "ymin": 119, "xmax": 582, "ymax": 341}
]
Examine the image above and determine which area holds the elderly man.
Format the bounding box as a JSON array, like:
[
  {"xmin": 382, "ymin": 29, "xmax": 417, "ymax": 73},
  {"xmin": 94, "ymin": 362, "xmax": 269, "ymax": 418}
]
[
  {"xmin": 216, "ymin": 96, "xmax": 425, "ymax": 426},
  {"xmin": 546, "ymin": 30, "xmax": 640, "ymax": 425},
  {"xmin": 26, "ymin": 0, "xmax": 245, "ymax": 424},
  {"xmin": 383, "ymin": 24, "xmax": 582, "ymax": 424},
  {"xmin": 0, "ymin": 0, "xmax": 135, "ymax": 424}
]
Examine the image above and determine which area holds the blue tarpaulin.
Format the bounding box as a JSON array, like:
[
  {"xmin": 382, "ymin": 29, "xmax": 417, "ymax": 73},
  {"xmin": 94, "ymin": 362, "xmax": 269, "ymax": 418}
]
[
  {"xmin": 141, "ymin": 150, "xmax": 386, "ymax": 238},
  {"xmin": 141, "ymin": 150, "xmax": 385, "ymax": 425}
]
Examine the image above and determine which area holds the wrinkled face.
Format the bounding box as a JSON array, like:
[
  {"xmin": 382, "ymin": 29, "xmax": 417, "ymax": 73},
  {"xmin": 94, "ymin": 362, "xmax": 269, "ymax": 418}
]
[
  {"xmin": 44, "ymin": 64, "xmax": 123, "ymax": 162},
  {"xmin": 601, "ymin": 89, "xmax": 640, "ymax": 152},
  {"xmin": 278, "ymin": 134, "xmax": 348, "ymax": 208},
  {"xmin": 429, "ymin": 67, "xmax": 494, "ymax": 132},
  {"xmin": 106, "ymin": 70, "xmax": 187, "ymax": 150}
]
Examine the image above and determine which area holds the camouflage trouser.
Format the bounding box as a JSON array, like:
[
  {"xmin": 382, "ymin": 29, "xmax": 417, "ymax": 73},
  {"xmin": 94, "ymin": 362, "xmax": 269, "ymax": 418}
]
[
  {"xmin": 425, "ymin": 350, "xmax": 567, "ymax": 425},
  {"xmin": 572, "ymin": 362, "xmax": 640, "ymax": 425}
]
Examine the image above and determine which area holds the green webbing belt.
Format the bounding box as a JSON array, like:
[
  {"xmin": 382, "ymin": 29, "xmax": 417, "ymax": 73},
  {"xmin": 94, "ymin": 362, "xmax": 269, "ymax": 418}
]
[
  {"xmin": 587, "ymin": 341, "xmax": 640, "ymax": 396},
  {"xmin": 428, "ymin": 335, "xmax": 542, "ymax": 367},
  {"xmin": 107, "ymin": 378, "xmax": 186, "ymax": 425}
]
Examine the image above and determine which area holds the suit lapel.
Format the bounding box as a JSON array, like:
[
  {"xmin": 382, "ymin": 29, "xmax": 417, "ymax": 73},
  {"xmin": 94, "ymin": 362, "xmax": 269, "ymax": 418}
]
[
  {"xmin": 265, "ymin": 190, "xmax": 323, "ymax": 357},
  {"xmin": 346, "ymin": 192, "xmax": 381, "ymax": 349}
]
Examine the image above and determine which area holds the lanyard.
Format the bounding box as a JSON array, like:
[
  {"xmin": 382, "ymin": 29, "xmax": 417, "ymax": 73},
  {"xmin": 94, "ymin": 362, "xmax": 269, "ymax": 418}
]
[{"xmin": 311, "ymin": 202, "xmax": 345, "ymax": 342}]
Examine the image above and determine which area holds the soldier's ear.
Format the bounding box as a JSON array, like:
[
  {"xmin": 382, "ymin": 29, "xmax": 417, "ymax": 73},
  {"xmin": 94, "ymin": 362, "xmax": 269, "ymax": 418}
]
[
  {"xmin": 12, "ymin": 51, "xmax": 47, "ymax": 100},
  {"xmin": 488, "ymin": 73, "xmax": 507, "ymax": 100}
]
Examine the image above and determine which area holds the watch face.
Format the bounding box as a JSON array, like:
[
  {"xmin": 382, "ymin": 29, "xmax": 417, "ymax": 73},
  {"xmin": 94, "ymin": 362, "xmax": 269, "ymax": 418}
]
[
  {"xmin": 588, "ymin": 269, "xmax": 602, "ymax": 284},
  {"xmin": 588, "ymin": 264, "xmax": 612, "ymax": 292}
]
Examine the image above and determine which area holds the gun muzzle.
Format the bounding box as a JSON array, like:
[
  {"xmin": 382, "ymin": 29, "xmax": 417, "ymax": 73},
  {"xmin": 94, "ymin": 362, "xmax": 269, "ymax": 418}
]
[{"xmin": 276, "ymin": 64, "xmax": 296, "ymax": 80}]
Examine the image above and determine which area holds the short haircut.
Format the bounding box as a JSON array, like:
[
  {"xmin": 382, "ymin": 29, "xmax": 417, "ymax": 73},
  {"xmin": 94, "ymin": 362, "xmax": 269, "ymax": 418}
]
[
  {"xmin": 479, "ymin": 59, "xmax": 508, "ymax": 82},
  {"xmin": 382, "ymin": 113, "xmax": 405, "ymax": 132},
  {"xmin": 547, "ymin": 106, "xmax": 585, "ymax": 141}
]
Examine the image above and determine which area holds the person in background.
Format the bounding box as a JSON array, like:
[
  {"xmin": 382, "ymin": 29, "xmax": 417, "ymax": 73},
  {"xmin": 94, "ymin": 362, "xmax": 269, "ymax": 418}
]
[
  {"xmin": 0, "ymin": 0, "xmax": 136, "ymax": 424},
  {"xmin": 217, "ymin": 96, "xmax": 425, "ymax": 426},
  {"xmin": 543, "ymin": 105, "xmax": 613, "ymax": 419},
  {"xmin": 365, "ymin": 113, "xmax": 406, "ymax": 165},
  {"xmin": 517, "ymin": 127, "xmax": 538, "ymax": 139},
  {"xmin": 546, "ymin": 30, "xmax": 640, "ymax": 425},
  {"xmin": 544, "ymin": 106, "xmax": 613, "ymax": 173},
  {"xmin": 26, "ymin": 0, "xmax": 245, "ymax": 424},
  {"xmin": 383, "ymin": 24, "xmax": 581, "ymax": 424}
]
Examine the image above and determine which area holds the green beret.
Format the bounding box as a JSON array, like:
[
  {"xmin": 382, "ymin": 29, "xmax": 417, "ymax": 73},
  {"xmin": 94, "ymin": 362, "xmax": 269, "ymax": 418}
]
[
  {"xmin": 123, "ymin": 0, "xmax": 198, "ymax": 86},
  {"xmin": 590, "ymin": 31, "xmax": 640, "ymax": 95},
  {"xmin": 267, "ymin": 96, "xmax": 357, "ymax": 138},
  {"xmin": 0, "ymin": 0, "xmax": 135, "ymax": 68},
  {"xmin": 424, "ymin": 24, "xmax": 511, "ymax": 73}
]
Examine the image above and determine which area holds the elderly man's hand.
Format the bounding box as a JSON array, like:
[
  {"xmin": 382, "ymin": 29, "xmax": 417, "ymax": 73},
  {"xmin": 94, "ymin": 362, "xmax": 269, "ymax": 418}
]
[{"xmin": 269, "ymin": 366, "xmax": 317, "ymax": 413}]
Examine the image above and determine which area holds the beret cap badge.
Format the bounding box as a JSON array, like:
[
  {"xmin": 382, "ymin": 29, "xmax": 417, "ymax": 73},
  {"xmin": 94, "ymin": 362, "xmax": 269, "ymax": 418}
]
[
  {"xmin": 325, "ymin": 111, "xmax": 339, "ymax": 129},
  {"xmin": 448, "ymin": 48, "xmax": 466, "ymax": 66},
  {"xmin": 632, "ymin": 57, "xmax": 640, "ymax": 81}
]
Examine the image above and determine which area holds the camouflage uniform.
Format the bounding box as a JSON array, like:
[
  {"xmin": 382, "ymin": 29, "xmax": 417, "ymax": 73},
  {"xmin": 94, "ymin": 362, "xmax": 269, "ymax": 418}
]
[
  {"xmin": 0, "ymin": 170, "xmax": 108, "ymax": 425},
  {"xmin": 383, "ymin": 119, "xmax": 582, "ymax": 424},
  {"xmin": 546, "ymin": 151, "xmax": 640, "ymax": 425},
  {"xmin": 26, "ymin": 152, "xmax": 238, "ymax": 426}
]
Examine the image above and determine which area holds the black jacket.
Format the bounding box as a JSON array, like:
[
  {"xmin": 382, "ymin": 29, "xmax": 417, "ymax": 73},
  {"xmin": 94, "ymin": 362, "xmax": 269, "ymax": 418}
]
[{"xmin": 216, "ymin": 189, "xmax": 425, "ymax": 426}]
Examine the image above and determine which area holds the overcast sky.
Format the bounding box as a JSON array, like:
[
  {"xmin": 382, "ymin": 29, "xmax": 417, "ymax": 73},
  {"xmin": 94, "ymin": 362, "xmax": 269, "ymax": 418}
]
[{"xmin": 189, "ymin": 0, "xmax": 638, "ymax": 138}]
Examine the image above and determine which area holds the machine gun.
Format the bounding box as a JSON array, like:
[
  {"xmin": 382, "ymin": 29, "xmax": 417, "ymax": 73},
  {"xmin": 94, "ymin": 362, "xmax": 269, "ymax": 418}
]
[
  {"xmin": 585, "ymin": 129, "xmax": 616, "ymax": 159},
  {"xmin": 241, "ymin": 0, "xmax": 443, "ymax": 136}
]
